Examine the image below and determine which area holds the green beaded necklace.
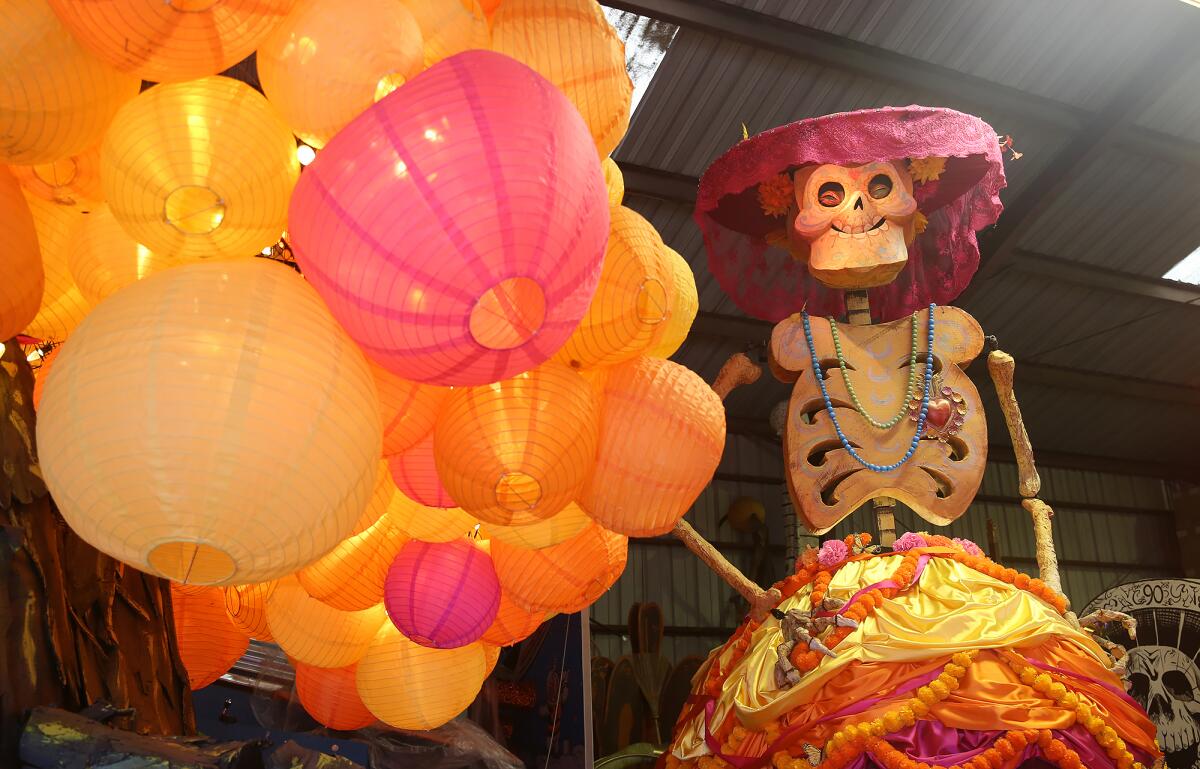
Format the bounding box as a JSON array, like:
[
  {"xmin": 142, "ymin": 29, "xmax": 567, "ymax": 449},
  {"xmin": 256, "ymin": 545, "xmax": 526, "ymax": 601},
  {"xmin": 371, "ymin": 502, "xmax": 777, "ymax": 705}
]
[{"xmin": 828, "ymin": 310, "xmax": 920, "ymax": 429}]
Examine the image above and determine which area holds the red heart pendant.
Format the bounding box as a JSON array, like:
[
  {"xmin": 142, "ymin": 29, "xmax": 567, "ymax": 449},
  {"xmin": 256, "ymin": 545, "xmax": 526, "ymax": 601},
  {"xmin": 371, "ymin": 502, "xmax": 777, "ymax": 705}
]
[{"xmin": 926, "ymin": 398, "xmax": 953, "ymax": 431}]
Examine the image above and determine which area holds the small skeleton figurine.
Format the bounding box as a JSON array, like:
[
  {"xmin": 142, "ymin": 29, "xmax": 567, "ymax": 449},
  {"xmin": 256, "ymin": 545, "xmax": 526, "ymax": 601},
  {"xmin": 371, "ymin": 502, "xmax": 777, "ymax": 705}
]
[
  {"xmin": 1079, "ymin": 608, "xmax": 1138, "ymax": 686},
  {"xmin": 773, "ymin": 598, "xmax": 859, "ymax": 689}
]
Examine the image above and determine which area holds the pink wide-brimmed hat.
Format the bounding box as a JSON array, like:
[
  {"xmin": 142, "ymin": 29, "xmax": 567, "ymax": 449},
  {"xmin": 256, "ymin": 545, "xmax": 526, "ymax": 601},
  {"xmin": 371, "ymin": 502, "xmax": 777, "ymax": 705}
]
[{"xmin": 696, "ymin": 106, "xmax": 1007, "ymax": 322}]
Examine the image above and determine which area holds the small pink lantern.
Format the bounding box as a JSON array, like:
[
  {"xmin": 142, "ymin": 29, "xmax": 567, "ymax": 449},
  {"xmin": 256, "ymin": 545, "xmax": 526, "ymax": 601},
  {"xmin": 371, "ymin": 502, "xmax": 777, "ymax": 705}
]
[
  {"xmin": 384, "ymin": 538, "xmax": 500, "ymax": 649},
  {"xmin": 387, "ymin": 432, "xmax": 457, "ymax": 508},
  {"xmin": 288, "ymin": 50, "xmax": 608, "ymax": 386}
]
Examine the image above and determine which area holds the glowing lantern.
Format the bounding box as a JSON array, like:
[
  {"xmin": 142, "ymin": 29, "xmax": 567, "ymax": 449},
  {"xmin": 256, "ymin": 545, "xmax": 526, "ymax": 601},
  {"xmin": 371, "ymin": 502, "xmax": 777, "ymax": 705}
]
[
  {"xmin": 171, "ymin": 585, "xmax": 249, "ymax": 690},
  {"xmin": 384, "ymin": 538, "xmax": 499, "ymax": 649},
  {"xmin": 223, "ymin": 581, "xmax": 276, "ymax": 641},
  {"xmin": 484, "ymin": 643, "xmax": 500, "ymax": 675},
  {"xmin": 387, "ymin": 489, "xmax": 479, "ymax": 543},
  {"xmin": 36, "ymin": 260, "xmax": 382, "ymax": 586},
  {"xmin": 294, "ymin": 661, "xmax": 376, "ymax": 731},
  {"xmin": 434, "ymin": 362, "xmax": 598, "ymax": 525},
  {"xmin": 400, "ymin": 0, "xmax": 489, "ymax": 66},
  {"xmin": 0, "ymin": 0, "xmax": 138, "ymax": 164},
  {"xmin": 0, "ymin": 168, "xmax": 42, "ymax": 341},
  {"xmin": 44, "ymin": 0, "xmax": 295, "ymax": 83},
  {"xmin": 267, "ymin": 577, "xmax": 387, "ymax": 668},
  {"xmin": 388, "ymin": 432, "xmax": 458, "ymax": 508},
  {"xmin": 486, "ymin": 501, "xmax": 589, "ymax": 550},
  {"xmin": 11, "ymin": 142, "xmax": 104, "ymax": 205},
  {"xmin": 580, "ymin": 357, "xmax": 725, "ymax": 536},
  {"xmin": 491, "ymin": 521, "xmax": 627, "ymax": 613},
  {"xmin": 356, "ymin": 623, "xmax": 488, "ymax": 729},
  {"xmin": 555, "ymin": 206, "xmax": 673, "ymax": 369},
  {"xmin": 479, "ymin": 0, "xmax": 501, "ymax": 14},
  {"xmin": 602, "ymin": 156, "xmax": 624, "ymax": 207},
  {"xmin": 22, "ymin": 195, "xmax": 91, "ymax": 343},
  {"xmin": 101, "ymin": 76, "xmax": 298, "ymax": 261},
  {"xmin": 490, "ymin": 0, "xmax": 632, "ymax": 157},
  {"xmin": 298, "ymin": 514, "xmax": 407, "ymax": 612},
  {"xmin": 350, "ymin": 461, "xmax": 396, "ymax": 537},
  {"xmin": 373, "ymin": 363, "xmax": 449, "ymax": 456},
  {"xmin": 258, "ymin": 0, "xmax": 424, "ymax": 149},
  {"xmin": 481, "ymin": 593, "xmax": 544, "ymax": 646},
  {"xmin": 67, "ymin": 205, "xmax": 175, "ymax": 304},
  {"xmin": 288, "ymin": 50, "xmax": 608, "ymax": 386},
  {"xmin": 646, "ymin": 246, "xmax": 698, "ymax": 359}
]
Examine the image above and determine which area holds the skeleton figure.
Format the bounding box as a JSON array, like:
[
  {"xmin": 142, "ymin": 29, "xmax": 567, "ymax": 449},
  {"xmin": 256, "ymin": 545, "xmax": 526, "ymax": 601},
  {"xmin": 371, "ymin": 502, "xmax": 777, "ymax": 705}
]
[
  {"xmin": 1126, "ymin": 646, "xmax": 1200, "ymax": 761},
  {"xmin": 773, "ymin": 600, "xmax": 858, "ymax": 689},
  {"xmin": 1079, "ymin": 608, "xmax": 1137, "ymax": 683}
]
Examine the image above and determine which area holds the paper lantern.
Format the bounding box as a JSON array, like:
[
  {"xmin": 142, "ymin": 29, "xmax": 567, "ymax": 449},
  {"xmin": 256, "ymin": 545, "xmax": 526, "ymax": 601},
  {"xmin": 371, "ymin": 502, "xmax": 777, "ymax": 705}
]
[
  {"xmin": 434, "ymin": 362, "xmax": 598, "ymax": 525},
  {"xmin": 580, "ymin": 357, "xmax": 725, "ymax": 536},
  {"xmin": 486, "ymin": 501, "xmax": 589, "ymax": 550},
  {"xmin": 646, "ymin": 246, "xmax": 698, "ymax": 359},
  {"xmin": 288, "ymin": 50, "xmax": 608, "ymax": 386},
  {"xmin": 479, "ymin": 0, "xmax": 501, "ymax": 14},
  {"xmin": 45, "ymin": 0, "xmax": 295, "ymax": 83},
  {"xmin": 400, "ymin": 0, "xmax": 490, "ymax": 66},
  {"xmin": 386, "ymin": 488, "xmax": 479, "ymax": 543},
  {"xmin": 384, "ymin": 538, "xmax": 500, "ymax": 648},
  {"xmin": 0, "ymin": 168, "xmax": 42, "ymax": 341},
  {"xmin": 373, "ymin": 363, "xmax": 449, "ymax": 456},
  {"xmin": 490, "ymin": 0, "xmax": 632, "ymax": 157},
  {"xmin": 387, "ymin": 431, "xmax": 459, "ymax": 508},
  {"xmin": 492, "ymin": 521, "xmax": 627, "ymax": 613},
  {"xmin": 31, "ymin": 347, "xmax": 58, "ymax": 410},
  {"xmin": 554, "ymin": 206, "xmax": 673, "ymax": 369},
  {"xmin": 356, "ymin": 623, "xmax": 488, "ymax": 729},
  {"xmin": 350, "ymin": 461, "xmax": 396, "ymax": 537},
  {"xmin": 258, "ymin": 0, "xmax": 424, "ymax": 149},
  {"xmin": 36, "ymin": 260, "xmax": 382, "ymax": 585},
  {"xmin": 223, "ymin": 581, "xmax": 277, "ymax": 641},
  {"xmin": 67, "ymin": 205, "xmax": 175, "ymax": 304},
  {"xmin": 0, "ymin": 0, "xmax": 138, "ymax": 164},
  {"xmin": 11, "ymin": 142, "xmax": 104, "ymax": 205},
  {"xmin": 299, "ymin": 514, "xmax": 407, "ymax": 612},
  {"xmin": 294, "ymin": 661, "xmax": 376, "ymax": 731},
  {"xmin": 22, "ymin": 195, "xmax": 91, "ymax": 343},
  {"xmin": 171, "ymin": 584, "xmax": 249, "ymax": 690},
  {"xmin": 267, "ymin": 577, "xmax": 387, "ymax": 667},
  {"xmin": 481, "ymin": 592, "xmax": 544, "ymax": 646},
  {"xmin": 102, "ymin": 76, "xmax": 298, "ymax": 261},
  {"xmin": 602, "ymin": 156, "xmax": 624, "ymax": 207}
]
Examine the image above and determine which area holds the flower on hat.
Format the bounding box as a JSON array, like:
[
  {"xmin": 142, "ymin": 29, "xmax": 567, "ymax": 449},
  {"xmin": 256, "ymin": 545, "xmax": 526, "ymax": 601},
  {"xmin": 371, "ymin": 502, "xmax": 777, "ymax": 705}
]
[
  {"xmin": 908, "ymin": 156, "xmax": 947, "ymax": 184},
  {"xmin": 758, "ymin": 173, "xmax": 793, "ymax": 217},
  {"xmin": 817, "ymin": 539, "xmax": 849, "ymax": 569}
]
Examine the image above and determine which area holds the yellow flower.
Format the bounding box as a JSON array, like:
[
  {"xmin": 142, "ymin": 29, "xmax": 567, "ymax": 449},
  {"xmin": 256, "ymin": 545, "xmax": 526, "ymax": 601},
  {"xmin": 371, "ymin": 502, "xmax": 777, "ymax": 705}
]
[
  {"xmin": 944, "ymin": 663, "xmax": 966, "ymax": 678},
  {"xmin": 1048, "ymin": 682, "xmax": 1068, "ymax": 700},
  {"xmin": 897, "ymin": 706, "xmax": 916, "ymax": 726},
  {"xmin": 917, "ymin": 686, "xmax": 938, "ymax": 705},
  {"xmin": 1032, "ymin": 674, "xmax": 1053, "ymax": 693},
  {"xmin": 1061, "ymin": 692, "xmax": 1079, "ymax": 708},
  {"xmin": 929, "ymin": 680, "xmax": 949, "ymax": 699},
  {"xmin": 911, "ymin": 700, "xmax": 930, "ymax": 717},
  {"xmin": 908, "ymin": 156, "xmax": 947, "ymax": 184},
  {"xmin": 951, "ymin": 652, "xmax": 973, "ymax": 668},
  {"xmin": 938, "ymin": 673, "xmax": 960, "ymax": 691},
  {"xmin": 758, "ymin": 174, "xmax": 794, "ymax": 217},
  {"xmin": 883, "ymin": 711, "xmax": 903, "ymax": 732}
]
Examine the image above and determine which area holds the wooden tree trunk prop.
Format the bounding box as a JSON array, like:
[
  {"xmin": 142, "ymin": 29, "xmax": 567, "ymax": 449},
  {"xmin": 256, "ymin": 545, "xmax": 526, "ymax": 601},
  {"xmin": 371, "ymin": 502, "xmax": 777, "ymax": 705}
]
[{"xmin": 0, "ymin": 340, "xmax": 194, "ymax": 765}]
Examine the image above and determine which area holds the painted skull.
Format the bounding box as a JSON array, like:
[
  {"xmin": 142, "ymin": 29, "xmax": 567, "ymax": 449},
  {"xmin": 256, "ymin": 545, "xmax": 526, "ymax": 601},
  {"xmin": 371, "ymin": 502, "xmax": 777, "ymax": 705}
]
[
  {"xmin": 791, "ymin": 162, "xmax": 917, "ymax": 289},
  {"xmin": 1127, "ymin": 646, "xmax": 1200, "ymax": 760}
]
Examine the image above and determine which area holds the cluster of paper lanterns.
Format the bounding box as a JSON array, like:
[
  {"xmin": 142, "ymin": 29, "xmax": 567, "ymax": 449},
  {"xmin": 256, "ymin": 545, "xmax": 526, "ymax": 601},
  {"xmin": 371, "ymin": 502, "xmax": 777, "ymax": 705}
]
[{"xmin": 8, "ymin": 0, "xmax": 715, "ymax": 733}]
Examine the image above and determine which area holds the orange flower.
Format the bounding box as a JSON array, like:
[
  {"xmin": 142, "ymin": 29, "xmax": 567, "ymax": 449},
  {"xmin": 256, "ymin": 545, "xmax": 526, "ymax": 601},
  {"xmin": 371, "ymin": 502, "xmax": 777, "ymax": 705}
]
[
  {"xmin": 995, "ymin": 738, "xmax": 1016, "ymax": 759},
  {"xmin": 758, "ymin": 174, "xmax": 793, "ymax": 217},
  {"xmin": 1044, "ymin": 740, "xmax": 1067, "ymax": 762},
  {"xmin": 1014, "ymin": 573, "xmax": 1031, "ymax": 589}
]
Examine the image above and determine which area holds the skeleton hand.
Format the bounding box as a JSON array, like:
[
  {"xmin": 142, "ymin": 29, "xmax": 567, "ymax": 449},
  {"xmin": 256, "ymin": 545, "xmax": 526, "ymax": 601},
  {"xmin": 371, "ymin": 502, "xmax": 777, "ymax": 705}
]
[
  {"xmin": 1079, "ymin": 609, "xmax": 1137, "ymax": 641},
  {"xmin": 772, "ymin": 608, "xmax": 856, "ymax": 689}
]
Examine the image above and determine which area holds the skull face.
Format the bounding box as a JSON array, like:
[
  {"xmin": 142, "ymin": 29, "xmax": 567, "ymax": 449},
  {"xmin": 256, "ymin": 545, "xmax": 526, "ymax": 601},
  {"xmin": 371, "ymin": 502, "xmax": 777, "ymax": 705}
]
[
  {"xmin": 791, "ymin": 161, "xmax": 917, "ymax": 290},
  {"xmin": 1127, "ymin": 646, "xmax": 1200, "ymax": 760}
]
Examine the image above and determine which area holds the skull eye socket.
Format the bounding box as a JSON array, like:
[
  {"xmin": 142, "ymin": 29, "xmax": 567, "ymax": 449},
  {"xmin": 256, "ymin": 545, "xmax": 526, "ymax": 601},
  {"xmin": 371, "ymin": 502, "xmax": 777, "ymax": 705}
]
[
  {"xmin": 1164, "ymin": 670, "xmax": 1195, "ymax": 701},
  {"xmin": 1130, "ymin": 672, "xmax": 1150, "ymax": 703},
  {"xmin": 868, "ymin": 174, "xmax": 893, "ymax": 199},
  {"xmin": 817, "ymin": 182, "xmax": 844, "ymax": 207}
]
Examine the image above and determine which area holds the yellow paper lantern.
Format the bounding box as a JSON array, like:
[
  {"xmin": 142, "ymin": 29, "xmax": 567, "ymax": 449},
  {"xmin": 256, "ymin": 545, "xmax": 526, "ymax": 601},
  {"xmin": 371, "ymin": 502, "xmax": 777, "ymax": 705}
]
[
  {"xmin": 646, "ymin": 245, "xmax": 698, "ymax": 359},
  {"xmin": 22, "ymin": 195, "xmax": 91, "ymax": 343},
  {"xmin": 481, "ymin": 592, "xmax": 544, "ymax": 646},
  {"xmin": 11, "ymin": 141, "xmax": 104, "ymax": 205},
  {"xmin": 356, "ymin": 623, "xmax": 488, "ymax": 729},
  {"xmin": 223, "ymin": 580, "xmax": 277, "ymax": 641},
  {"xmin": 483, "ymin": 643, "xmax": 500, "ymax": 675},
  {"xmin": 298, "ymin": 513, "xmax": 407, "ymax": 611},
  {"xmin": 387, "ymin": 490, "xmax": 480, "ymax": 543},
  {"xmin": 491, "ymin": 521, "xmax": 627, "ymax": 613},
  {"xmin": 434, "ymin": 362, "xmax": 598, "ymax": 526},
  {"xmin": 67, "ymin": 204, "xmax": 176, "ymax": 304},
  {"xmin": 267, "ymin": 577, "xmax": 387, "ymax": 668},
  {"xmin": 490, "ymin": 0, "xmax": 632, "ymax": 157},
  {"xmin": 554, "ymin": 206, "xmax": 672, "ymax": 369},
  {"xmin": 373, "ymin": 363, "xmax": 449, "ymax": 457},
  {"xmin": 0, "ymin": 168, "xmax": 42, "ymax": 341},
  {"xmin": 602, "ymin": 156, "xmax": 624, "ymax": 207},
  {"xmin": 294, "ymin": 661, "xmax": 377, "ymax": 731},
  {"xmin": 258, "ymin": 0, "xmax": 424, "ymax": 149},
  {"xmin": 349, "ymin": 461, "xmax": 397, "ymax": 537},
  {"xmin": 486, "ymin": 501, "xmax": 589, "ymax": 550},
  {"xmin": 0, "ymin": 0, "xmax": 138, "ymax": 164},
  {"xmin": 400, "ymin": 0, "xmax": 490, "ymax": 67},
  {"xmin": 171, "ymin": 584, "xmax": 250, "ymax": 690},
  {"xmin": 45, "ymin": 0, "xmax": 295, "ymax": 83},
  {"xmin": 36, "ymin": 260, "xmax": 382, "ymax": 585},
  {"xmin": 101, "ymin": 76, "xmax": 299, "ymax": 261},
  {"xmin": 580, "ymin": 357, "xmax": 725, "ymax": 536}
]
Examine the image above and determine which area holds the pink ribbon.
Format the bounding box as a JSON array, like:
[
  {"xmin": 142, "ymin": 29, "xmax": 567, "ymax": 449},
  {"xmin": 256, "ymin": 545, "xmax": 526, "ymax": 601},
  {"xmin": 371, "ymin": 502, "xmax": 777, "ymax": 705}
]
[{"xmin": 815, "ymin": 555, "xmax": 931, "ymax": 618}]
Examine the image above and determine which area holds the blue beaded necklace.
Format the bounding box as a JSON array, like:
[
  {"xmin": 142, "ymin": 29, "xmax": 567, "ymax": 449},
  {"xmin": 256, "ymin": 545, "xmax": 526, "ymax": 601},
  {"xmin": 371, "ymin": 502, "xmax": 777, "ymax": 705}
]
[{"xmin": 801, "ymin": 304, "xmax": 936, "ymax": 472}]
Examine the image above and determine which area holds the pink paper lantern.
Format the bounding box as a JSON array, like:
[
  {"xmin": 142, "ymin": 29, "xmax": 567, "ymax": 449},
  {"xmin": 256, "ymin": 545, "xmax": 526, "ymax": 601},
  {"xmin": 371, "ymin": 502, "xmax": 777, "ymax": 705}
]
[
  {"xmin": 385, "ymin": 538, "xmax": 500, "ymax": 649},
  {"xmin": 288, "ymin": 50, "xmax": 608, "ymax": 386},
  {"xmin": 387, "ymin": 431, "xmax": 457, "ymax": 508}
]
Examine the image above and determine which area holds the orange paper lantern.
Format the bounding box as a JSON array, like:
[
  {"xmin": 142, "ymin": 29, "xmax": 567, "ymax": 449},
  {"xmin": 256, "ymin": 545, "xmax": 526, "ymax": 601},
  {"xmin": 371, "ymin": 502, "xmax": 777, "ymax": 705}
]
[
  {"xmin": 0, "ymin": 168, "xmax": 42, "ymax": 341},
  {"xmin": 101, "ymin": 76, "xmax": 298, "ymax": 261},
  {"xmin": 22, "ymin": 195, "xmax": 91, "ymax": 343},
  {"xmin": 386, "ymin": 489, "xmax": 480, "ymax": 543},
  {"xmin": 67, "ymin": 205, "xmax": 176, "ymax": 304},
  {"xmin": 491, "ymin": 521, "xmax": 627, "ymax": 613},
  {"xmin": 487, "ymin": 501, "xmax": 589, "ymax": 550},
  {"xmin": 45, "ymin": 0, "xmax": 295, "ymax": 83},
  {"xmin": 294, "ymin": 661, "xmax": 376, "ymax": 731},
  {"xmin": 258, "ymin": 0, "xmax": 424, "ymax": 149},
  {"xmin": 171, "ymin": 584, "xmax": 249, "ymax": 690},
  {"xmin": 356, "ymin": 623, "xmax": 488, "ymax": 729},
  {"xmin": 490, "ymin": 0, "xmax": 632, "ymax": 156},
  {"xmin": 434, "ymin": 362, "xmax": 598, "ymax": 526},
  {"xmin": 0, "ymin": 0, "xmax": 138, "ymax": 164},
  {"xmin": 554, "ymin": 206, "xmax": 672, "ymax": 369},
  {"xmin": 350, "ymin": 461, "xmax": 397, "ymax": 537},
  {"xmin": 646, "ymin": 246, "xmax": 698, "ymax": 359},
  {"xmin": 602, "ymin": 156, "xmax": 624, "ymax": 207},
  {"xmin": 298, "ymin": 514, "xmax": 407, "ymax": 612},
  {"xmin": 481, "ymin": 592, "xmax": 544, "ymax": 646},
  {"xmin": 11, "ymin": 141, "xmax": 104, "ymax": 205},
  {"xmin": 388, "ymin": 432, "xmax": 458, "ymax": 509},
  {"xmin": 373, "ymin": 363, "xmax": 449, "ymax": 457},
  {"xmin": 223, "ymin": 580, "xmax": 277, "ymax": 641},
  {"xmin": 580, "ymin": 357, "xmax": 725, "ymax": 536},
  {"xmin": 267, "ymin": 577, "xmax": 387, "ymax": 668},
  {"xmin": 400, "ymin": 0, "xmax": 490, "ymax": 66}
]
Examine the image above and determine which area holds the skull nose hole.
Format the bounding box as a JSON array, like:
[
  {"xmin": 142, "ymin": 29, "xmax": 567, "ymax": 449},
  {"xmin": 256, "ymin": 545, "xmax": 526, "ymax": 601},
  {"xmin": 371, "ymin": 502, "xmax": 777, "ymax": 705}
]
[{"xmin": 853, "ymin": 196, "xmax": 864, "ymax": 210}]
